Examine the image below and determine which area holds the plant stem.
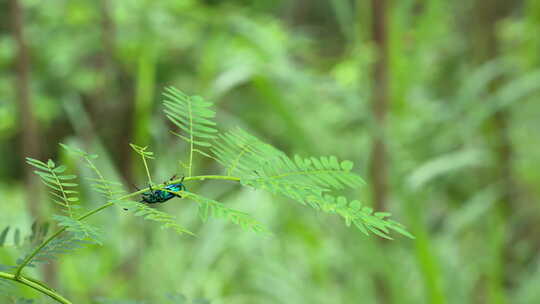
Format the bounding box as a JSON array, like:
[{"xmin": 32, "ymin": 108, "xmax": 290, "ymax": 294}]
[
  {"xmin": 11, "ymin": 174, "xmax": 241, "ymax": 302},
  {"xmin": 187, "ymin": 100, "xmax": 194, "ymax": 177},
  {"xmin": 0, "ymin": 271, "xmax": 72, "ymax": 304},
  {"xmin": 184, "ymin": 175, "xmax": 240, "ymax": 183},
  {"xmin": 141, "ymin": 153, "xmax": 153, "ymax": 185}
]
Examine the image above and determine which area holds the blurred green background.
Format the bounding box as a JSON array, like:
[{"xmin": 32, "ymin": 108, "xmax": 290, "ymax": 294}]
[{"xmin": 1, "ymin": 0, "xmax": 540, "ymax": 303}]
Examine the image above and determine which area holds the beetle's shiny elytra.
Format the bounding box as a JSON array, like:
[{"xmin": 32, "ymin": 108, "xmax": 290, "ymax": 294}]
[{"xmin": 140, "ymin": 176, "xmax": 186, "ymax": 204}]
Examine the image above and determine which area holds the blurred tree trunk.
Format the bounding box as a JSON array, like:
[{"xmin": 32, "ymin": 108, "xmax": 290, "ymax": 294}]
[
  {"xmin": 368, "ymin": 0, "xmax": 390, "ymax": 303},
  {"xmin": 469, "ymin": 1, "xmax": 517, "ymax": 303},
  {"xmin": 285, "ymin": 0, "xmax": 311, "ymax": 26},
  {"xmin": 98, "ymin": 0, "xmax": 135, "ymax": 185},
  {"xmin": 10, "ymin": 0, "xmax": 39, "ymax": 218},
  {"xmin": 369, "ymin": 0, "xmax": 389, "ymax": 213},
  {"xmin": 10, "ymin": 0, "xmax": 57, "ymax": 288}
]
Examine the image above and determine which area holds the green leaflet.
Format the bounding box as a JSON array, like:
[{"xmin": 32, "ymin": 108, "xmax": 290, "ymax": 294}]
[
  {"xmin": 16, "ymin": 233, "xmax": 91, "ymax": 268},
  {"xmin": 163, "ymin": 87, "xmax": 219, "ymax": 176},
  {"xmin": 52, "ymin": 215, "xmax": 103, "ymax": 245},
  {"xmin": 118, "ymin": 201, "xmax": 194, "ymax": 236},
  {"xmin": 163, "ymin": 87, "xmax": 218, "ymax": 149},
  {"xmin": 183, "ymin": 191, "xmax": 268, "ymax": 234},
  {"xmin": 26, "ymin": 157, "xmax": 80, "ymax": 218},
  {"xmin": 315, "ymin": 195, "xmax": 414, "ymax": 239},
  {"xmin": 211, "ymin": 127, "xmax": 284, "ymax": 177},
  {"xmin": 212, "ymin": 128, "xmax": 361, "ymax": 204},
  {"xmin": 212, "ymin": 128, "xmax": 363, "ymax": 190},
  {"xmin": 246, "ymin": 154, "xmax": 364, "ymax": 190},
  {"xmin": 61, "ymin": 143, "xmax": 126, "ymax": 200},
  {"xmin": 130, "ymin": 143, "xmax": 157, "ymax": 185}
]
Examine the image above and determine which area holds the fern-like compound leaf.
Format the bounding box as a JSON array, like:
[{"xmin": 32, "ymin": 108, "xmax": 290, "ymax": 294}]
[
  {"xmin": 87, "ymin": 178, "xmax": 126, "ymax": 200},
  {"xmin": 16, "ymin": 233, "xmax": 91, "ymax": 267},
  {"xmin": 130, "ymin": 143, "xmax": 158, "ymax": 184},
  {"xmin": 129, "ymin": 143, "xmax": 155, "ymax": 160},
  {"xmin": 183, "ymin": 191, "xmax": 268, "ymax": 233},
  {"xmin": 118, "ymin": 201, "xmax": 194, "ymax": 236},
  {"xmin": 212, "ymin": 128, "xmax": 363, "ymax": 205},
  {"xmin": 211, "ymin": 128, "xmax": 284, "ymax": 177},
  {"xmin": 316, "ymin": 195, "xmax": 413, "ymax": 239},
  {"xmin": 52, "ymin": 215, "xmax": 103, "ymax": 245},
  {"xmin": 213, "ymin": 128, "xmax": 363, "ymax": 190},
  {"xmin": 26, "ymin": 158, "xmax": 80, "ymax": 218},
  {"xmin": 61, "ymin": 143, "xmax": 126, "ymax": 200},
  {"xmin": 163, "ymin": 87, "xmax": 218, "ymax": 149},
  {"xmin": 242, "ymin": 154, "xmax": 364, "ymax": 195},
  {"xmin": 211, "ymin": 128, "xmax": 412, "ymax": 238}
]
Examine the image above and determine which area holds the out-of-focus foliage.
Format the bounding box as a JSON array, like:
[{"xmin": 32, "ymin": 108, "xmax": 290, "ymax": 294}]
[{"xmin": 1, "ymin": 0, "xmax": 540, "ymax": 303}]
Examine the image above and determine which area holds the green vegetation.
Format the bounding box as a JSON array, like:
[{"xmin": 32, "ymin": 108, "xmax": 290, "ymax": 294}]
[
  {"xmin": 1, "ymin": 88, "xmax": 409, "ymax": 302},
  {"xmin": 1, "ymin": 0, "xmax": 539, "ymax": 303}
]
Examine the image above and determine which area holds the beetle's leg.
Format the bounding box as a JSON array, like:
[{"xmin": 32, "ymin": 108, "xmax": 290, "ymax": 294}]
[
  {"xmin": 178, "ymin": 176, "xmax": 186, "ymax": 195},
  {"xmin": 164, "ymin": 174, "xmax": 177, "ymax": 186}
]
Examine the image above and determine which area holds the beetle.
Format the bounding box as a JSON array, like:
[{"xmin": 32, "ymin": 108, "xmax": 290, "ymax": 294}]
[
  {"xmin": 124, "ymin": 175, "xmax": 186, "ymax": 210},
  {"xmin": 141, "ymin": 175, "xmax": 186, "ymax": 204}
]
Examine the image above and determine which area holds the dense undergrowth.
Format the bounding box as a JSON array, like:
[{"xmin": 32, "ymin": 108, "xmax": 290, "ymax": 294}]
[{"xmin": 0, "ymin": 87, "xmax": 411, "ymax": 303}]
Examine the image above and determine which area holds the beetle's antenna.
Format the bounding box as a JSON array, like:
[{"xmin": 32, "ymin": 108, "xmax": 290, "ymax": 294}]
[{"xmin": 179, "ymin": 176, "xmax": 187, "ymax": 193}]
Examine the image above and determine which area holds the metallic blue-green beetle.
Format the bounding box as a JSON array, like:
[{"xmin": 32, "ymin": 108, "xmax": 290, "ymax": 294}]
[{"xmin": 141, "ymin": 175, "xmax": 186, "ymax": 204}]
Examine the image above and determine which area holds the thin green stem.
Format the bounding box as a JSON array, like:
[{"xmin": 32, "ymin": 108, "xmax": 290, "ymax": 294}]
[
  {"xmin": 129, "ymin": 144, "xmax": 154, "ymax": 185},
  {"xmin": 141, "ymin": 154, "xmax": 153, "ymax": 185},
  {"xmin": 183, "ymin": 175, "xmax": 240, "ymax": 183},
  {"xmin": 14, "ymin": 228, "xmax": 64, "ymax": 278},
  {"xmin": 187, "ymin": 99, "xmax": 194, "ymax": 177},
  {"xmin": 0, "ymin": 271, "xmax": 72, "ymax": 304}
]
